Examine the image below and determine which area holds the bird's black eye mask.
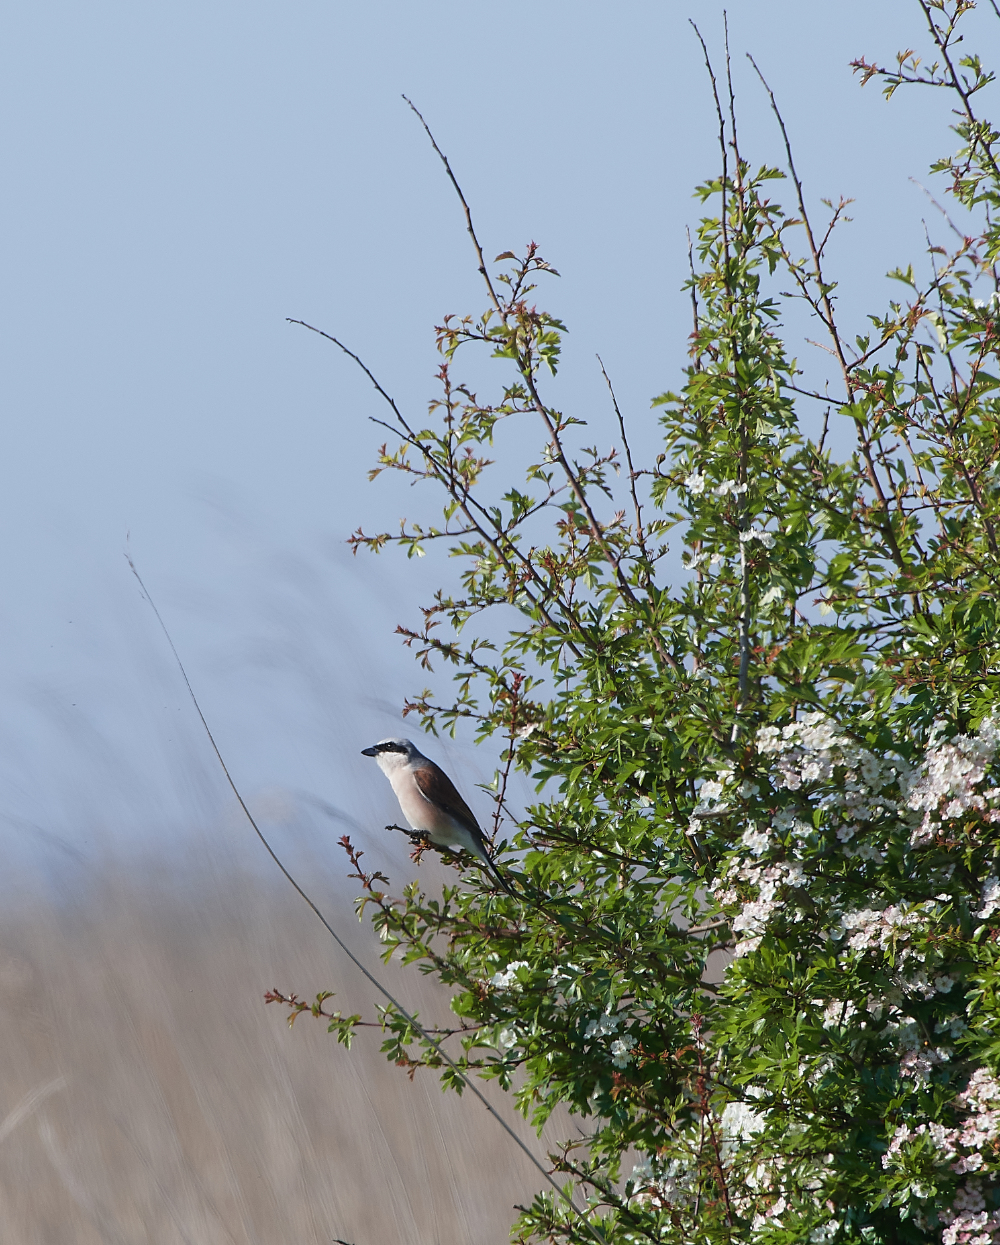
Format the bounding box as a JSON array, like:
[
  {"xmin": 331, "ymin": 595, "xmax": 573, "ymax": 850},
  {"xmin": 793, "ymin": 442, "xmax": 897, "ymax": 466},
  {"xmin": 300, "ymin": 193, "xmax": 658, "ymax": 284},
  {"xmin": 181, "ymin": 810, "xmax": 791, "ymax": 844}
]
[{"xmin": 361, "ymin": 742, "xmax": 407, "ymax": 756}]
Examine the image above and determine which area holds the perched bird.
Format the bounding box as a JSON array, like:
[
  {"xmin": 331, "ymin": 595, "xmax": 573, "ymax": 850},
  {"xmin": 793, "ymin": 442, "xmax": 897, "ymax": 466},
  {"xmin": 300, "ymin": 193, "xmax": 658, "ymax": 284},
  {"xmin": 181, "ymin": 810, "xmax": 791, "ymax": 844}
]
[{"xmin": 361, "ymin": 737, "xmax": 514, "ymax": 894}]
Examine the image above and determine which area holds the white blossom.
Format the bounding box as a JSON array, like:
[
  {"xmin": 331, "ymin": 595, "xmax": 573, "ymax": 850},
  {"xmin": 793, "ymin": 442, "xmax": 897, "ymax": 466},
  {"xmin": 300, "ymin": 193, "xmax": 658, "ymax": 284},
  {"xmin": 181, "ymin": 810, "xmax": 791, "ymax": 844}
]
[
  {"xmin": 610, "ymin": 1034, "xmax": 636, "ymax": 1067},
  {"xmin": 899, "ymin": 1047, "xmax": 947, "ymax": 1085},
  {"xmin": 904, "ymin": 716, "xmax": 1000, "ymax": 847},
  {"xmin": 978, "ymin": 874, "xmax": 1000, "ymax": 920},
  {"xmin": 940, "ymin": 1182, "xmax": 1000, "ymax": 1245},
  {"xmin": 584, "ymin": 1012, "xmax": 620, "ymax": 1039},
  {"xmin": 843, "ymin": 841, "xmax": 885, "ymax": 863},
  {"xmin": 756, "ymin": 713, "xmax": 844, "ymax": 790},
  {"xmin": 936, "ymin": 1014, "xmax": 969, "ymax": 1039},
  {"xmin": 741, "ymin": 826, "xmax": 770, "ymax": 856},
  {"xmin": 490, "ymin": 960, "xmax": 529, "ymax": 990},
  {"xmin": 882, "ymin": 1122, "xmax": 914, "ymax": 1169},
  {"xmin": 821, "ymin": 999, "xmax": 857, "ymax": 1029},
  {"xmin": 629, "ymin": 1155, "xmax": 696, "ymax": 1210},
  {"xmin": 839, "ymin": 903, "xmax": 925, "ymax": 953},
  {"xmin": 739, "ymin": 526, "xmax": 776, "ymax": 549},
  {"xmin": 733, "ymin": 899, "xmax": 775, "ymax": 936},
  {"xmin": 720, "ymin": 1099, "xmax": 766, "ymax": 1141}
]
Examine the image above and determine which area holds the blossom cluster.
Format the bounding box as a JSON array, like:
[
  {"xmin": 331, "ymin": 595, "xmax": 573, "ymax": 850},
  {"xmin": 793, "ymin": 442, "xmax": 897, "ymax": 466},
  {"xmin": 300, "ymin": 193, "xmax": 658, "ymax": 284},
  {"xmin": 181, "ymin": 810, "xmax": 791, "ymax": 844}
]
[
  {"xmin": 716, "ymin": 715, "xmax": 1000, "ymax": 961},
  {"xmin": 708, "ymin": 713, "xmax": 1000, "ymax": 1240},
  {"xmin": 903, "ymin": 719, "xmax": 1000, "ymax": 848},
  {"xmin": 582, "ymin": 1010, "xmax": 635, "ymax": 1067},
  {"xmin": 885, "ymin": 1071, "xmax": 1000, "ymax": 1170},
  {"xmin": 718, "ymin": 856, "xmax": 806, "ymax": 957},
  {"xmin": 629, "ymin": 1154, "xmax": 696, "ymax": 1212},
  {"xmin": 490, "ymin": 960, "xmax": 529, "ymax": 990},
  {"xmin": 836, "ymin": 903, "xmax": 927, "ymax": 953},
  {"xmin": 756, "ymin": 712, "xmax": 850, "ymax": 789},
  {"xmin": 682, "ymin": 471, "xmax": 748, "ymax": 500},
  {"xmin": 979, "ymin": 875, "xmax": 1000, "ymax": 921},
  {"xmin": 940, "ymin": 1182, "xmax": 1000, "ymax": 1245}
]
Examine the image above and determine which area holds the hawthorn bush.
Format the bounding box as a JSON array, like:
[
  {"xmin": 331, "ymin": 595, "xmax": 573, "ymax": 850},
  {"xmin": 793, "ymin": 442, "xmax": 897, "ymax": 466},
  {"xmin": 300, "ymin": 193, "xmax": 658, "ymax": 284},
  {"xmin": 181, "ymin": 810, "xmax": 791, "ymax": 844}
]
[{"xmin": 314, "ymin": 3, "xmax": 1000, "ymax": 1241}]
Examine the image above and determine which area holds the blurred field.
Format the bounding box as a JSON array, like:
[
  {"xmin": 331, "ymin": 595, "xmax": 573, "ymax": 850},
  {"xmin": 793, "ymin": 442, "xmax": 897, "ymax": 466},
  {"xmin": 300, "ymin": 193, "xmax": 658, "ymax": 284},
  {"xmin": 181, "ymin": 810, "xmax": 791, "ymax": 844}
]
[{"xmin": 0, "ymin": 827, "xmax": 565, "ymax": 1244}]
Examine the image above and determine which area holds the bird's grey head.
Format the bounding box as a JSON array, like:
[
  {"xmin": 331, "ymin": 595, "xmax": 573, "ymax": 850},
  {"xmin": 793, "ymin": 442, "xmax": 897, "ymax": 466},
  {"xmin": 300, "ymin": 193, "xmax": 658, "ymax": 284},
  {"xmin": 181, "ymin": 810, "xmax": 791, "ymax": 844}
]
[{"xmin": 361, "ymin": 738, "xmax": 421, "ymax": 771}]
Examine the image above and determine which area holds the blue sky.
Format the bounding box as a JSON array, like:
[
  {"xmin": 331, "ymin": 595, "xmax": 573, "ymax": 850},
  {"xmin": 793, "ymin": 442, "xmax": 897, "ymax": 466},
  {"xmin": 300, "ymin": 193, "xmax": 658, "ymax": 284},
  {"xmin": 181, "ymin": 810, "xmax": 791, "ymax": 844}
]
[{"xmin": 0, "ymin": 1, "xmax": 980, "ymax": 880}]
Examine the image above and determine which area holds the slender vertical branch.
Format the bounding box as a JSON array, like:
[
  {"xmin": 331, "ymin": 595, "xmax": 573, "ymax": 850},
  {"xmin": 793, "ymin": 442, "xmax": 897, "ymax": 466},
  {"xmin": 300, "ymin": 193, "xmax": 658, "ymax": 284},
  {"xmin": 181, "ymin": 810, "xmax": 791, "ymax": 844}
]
[
  {"xmin": 491, "ymin": 673, "xmax": 522, "ymax": 845},
  {"xmin": 597, "ymin": 355, "xmax": 648, "ymax": 560},
  {"xmin": 686, "ymin": 226, "xmax": 702, "ymax": 355},
  {"xmin": 403, "ymin": 96, "xmax": 503, "ymax": 314},
  {"xmin": 690, "ymin": 21, "xmax": 731, "ymax": 270},
  {"xmin": 517, "ymin": 365, "xmax": 678, "ymax": 670},
  {"xmin": 746, "ymin": 54, "xmax": 909, "ymax": 578},
  {"xmin": 722, "ymin": 12, "xmax": 743, "ymax": 183}
]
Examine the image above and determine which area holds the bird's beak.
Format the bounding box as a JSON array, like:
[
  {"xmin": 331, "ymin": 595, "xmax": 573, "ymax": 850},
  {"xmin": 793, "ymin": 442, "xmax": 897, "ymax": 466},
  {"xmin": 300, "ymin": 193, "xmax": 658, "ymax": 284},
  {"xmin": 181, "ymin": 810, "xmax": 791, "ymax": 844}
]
[{"xmin": 361, "ymin": 746, "xmax": 379, "ymax": 757}]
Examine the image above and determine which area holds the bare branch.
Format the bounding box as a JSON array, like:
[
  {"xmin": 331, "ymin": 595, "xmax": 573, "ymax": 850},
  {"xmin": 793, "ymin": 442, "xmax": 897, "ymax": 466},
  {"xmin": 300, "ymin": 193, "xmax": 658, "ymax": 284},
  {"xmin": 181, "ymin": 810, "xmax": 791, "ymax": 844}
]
[
  {"xmin": 403, "ymin": 96, "xmax": 502, "ymax": 314},
  {"xmin": 597, "ymin": 355, "xmax": 647, "ymax": 559}
]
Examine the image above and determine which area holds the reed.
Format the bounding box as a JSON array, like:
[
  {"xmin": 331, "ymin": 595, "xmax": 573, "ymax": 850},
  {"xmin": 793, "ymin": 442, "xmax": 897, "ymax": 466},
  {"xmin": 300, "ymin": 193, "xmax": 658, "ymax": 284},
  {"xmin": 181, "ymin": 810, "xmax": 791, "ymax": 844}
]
[{"xmin": 0, "ymin": 840, "xmax": 563, "ymax": 1243}]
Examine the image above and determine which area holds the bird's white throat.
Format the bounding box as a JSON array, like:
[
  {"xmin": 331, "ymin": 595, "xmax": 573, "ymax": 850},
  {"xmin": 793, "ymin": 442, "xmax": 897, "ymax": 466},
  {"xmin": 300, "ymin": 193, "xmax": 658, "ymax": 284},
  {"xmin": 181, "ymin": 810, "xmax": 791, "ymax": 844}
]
[{"xmin": 375, "ymin": 750, "xmax": 410, "ymax": 778}]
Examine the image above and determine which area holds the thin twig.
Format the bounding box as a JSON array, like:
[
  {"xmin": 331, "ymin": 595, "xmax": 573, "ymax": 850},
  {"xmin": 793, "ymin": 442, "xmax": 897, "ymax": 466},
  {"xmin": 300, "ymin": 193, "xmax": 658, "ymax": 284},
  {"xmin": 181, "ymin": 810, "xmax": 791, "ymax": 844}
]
[
  {"xmin": 491, "ymin": 673, "xmax": 522, "ymax": 846},
  {"xmin": 916, "ymin": 0, "xmax": 1000, "ymax": 182},
  {"xmin": 818, "ymin": 409, "xmax": 830, "ymax": 457},
  {"xmin": 723, "ymin": 11, "xmax": 741, "ymax": 174},
  {"xmin": 690, "ymin": 21, "xmax": 730, "ymax": 266},
  {"xmin": 287, "ymin": 319, "xmax": 408, "ymax": 422},
  {"xmin": 402, "ymin": 96, "xmax": 502, "ymax": 314},
  {"xmin": 685, "ymin": 226, "xmax": 701, "ymax": 358},
  {"xmin": 597, "ymin": 355, "xmax": 646, "ymax": 555},
  {"xmin": 911, "ymin": 176, "xmax": 970, "ymax": 243}
]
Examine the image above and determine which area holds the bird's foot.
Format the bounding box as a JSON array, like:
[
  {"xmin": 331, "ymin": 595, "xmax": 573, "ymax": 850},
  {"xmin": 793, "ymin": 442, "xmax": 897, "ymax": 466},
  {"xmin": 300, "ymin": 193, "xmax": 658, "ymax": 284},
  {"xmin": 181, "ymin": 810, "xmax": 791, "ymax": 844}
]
[{"xmin": 384, "ymin": 822, "xmax": 431, "ymax": 863}]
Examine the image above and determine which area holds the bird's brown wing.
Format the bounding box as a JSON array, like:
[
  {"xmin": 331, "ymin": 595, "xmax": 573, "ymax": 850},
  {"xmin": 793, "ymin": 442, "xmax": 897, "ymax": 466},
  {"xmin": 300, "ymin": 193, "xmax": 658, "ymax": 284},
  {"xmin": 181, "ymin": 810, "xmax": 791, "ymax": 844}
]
[
  {"xmin": 414, "ymin": 763, "xmax": 486, "ymax": 842},
  {"xmin": 416, "ymin": 761, "xmax": 518, "ymax": 896}
]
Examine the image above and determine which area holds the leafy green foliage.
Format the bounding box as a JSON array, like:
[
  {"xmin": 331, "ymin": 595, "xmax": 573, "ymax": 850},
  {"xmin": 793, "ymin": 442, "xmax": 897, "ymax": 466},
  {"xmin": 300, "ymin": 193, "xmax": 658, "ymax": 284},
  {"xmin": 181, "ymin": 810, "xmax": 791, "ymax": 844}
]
[{"xmin": 330, "ymin": 3, "xmax": 1000, "ymax": 1240}]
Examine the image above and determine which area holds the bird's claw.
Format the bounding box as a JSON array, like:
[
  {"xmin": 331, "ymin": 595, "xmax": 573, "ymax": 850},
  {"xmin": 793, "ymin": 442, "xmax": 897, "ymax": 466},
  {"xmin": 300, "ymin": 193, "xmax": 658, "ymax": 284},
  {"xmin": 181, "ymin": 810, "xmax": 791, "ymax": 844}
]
[{"xmin": 384, "ymin": 822, "xmax": 430, "ymax": 863}]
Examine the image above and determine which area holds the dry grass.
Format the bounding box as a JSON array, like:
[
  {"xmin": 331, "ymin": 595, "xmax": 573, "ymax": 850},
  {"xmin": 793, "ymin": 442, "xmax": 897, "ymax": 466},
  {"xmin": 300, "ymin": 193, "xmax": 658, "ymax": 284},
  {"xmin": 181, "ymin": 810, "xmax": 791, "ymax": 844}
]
[{"xmin": 0, "ymin": 828, "xmax": 566, "ymax": 1244}]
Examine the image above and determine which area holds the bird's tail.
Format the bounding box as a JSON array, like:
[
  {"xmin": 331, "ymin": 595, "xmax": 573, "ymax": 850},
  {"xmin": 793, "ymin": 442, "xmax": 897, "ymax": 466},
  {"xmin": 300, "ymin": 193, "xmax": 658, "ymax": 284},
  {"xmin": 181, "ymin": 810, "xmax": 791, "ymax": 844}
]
[
  {"xmin": 479, "ymin": 853, "xmax": 519, "ymax": 898},
  {"xmin": 465, "ymin": 836, "xmax": 519, "ymax": 898}
]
